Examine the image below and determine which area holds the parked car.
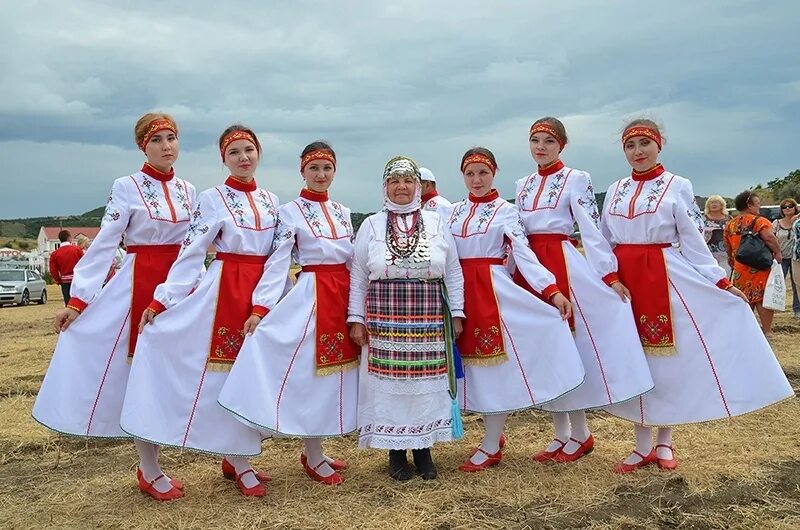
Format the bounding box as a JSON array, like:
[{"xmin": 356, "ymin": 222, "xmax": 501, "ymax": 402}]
[{"xmin": 0, "ymin": 269, "xmax": 47, "ymax": 306}]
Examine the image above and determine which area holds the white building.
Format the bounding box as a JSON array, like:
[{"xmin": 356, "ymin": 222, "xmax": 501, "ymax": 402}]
[{"xmin": 37, "ymin": 226, "xmax": 101, "ymax": 257}]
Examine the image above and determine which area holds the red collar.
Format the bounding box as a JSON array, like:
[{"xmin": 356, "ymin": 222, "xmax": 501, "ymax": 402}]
[
  {"xmin": 300, "ymin": 188, "xmax": 329, "ymax": 202},
  {"xmin": 538, "ymin": 159, "xmax": 564, "ymax": 177},
  {"xmin": 469, "ymin": 189, "xmax": 500, "ymax": 203},
  {"xmin": 631, "ymin": 163, "xmax": 666, "ymax": 182},
  {"xmin": 141, "ymin": 162, "xmax": 174, "ymax": 182},
  {"xmin": 421, "ymin": 190, "xmax": 439, "ymax": 202},
  {"xmin": 225, "ymin": 176, "xmax": 257, "ymax": 192}
]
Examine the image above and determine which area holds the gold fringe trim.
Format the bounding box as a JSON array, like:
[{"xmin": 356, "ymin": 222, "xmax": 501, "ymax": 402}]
[
  {"xmin": 461, "ymin": 353, "xmax": 509, "ymax": 367},
  {"xmin": 315, "ymin": 359, "xmax": 359, "ymax": 377},
  {"xmin": 206, "ymin": 361, "xmax": 234, "ymax": 372},
  {"xmin": 643, "ymin": 345, "xmax": 677, "ymax": 356}
]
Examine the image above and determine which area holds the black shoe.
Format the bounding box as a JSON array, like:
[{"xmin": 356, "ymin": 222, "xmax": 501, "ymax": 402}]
[
  {"xmin": 412, "ymin": 448, "xmax": 438, "ymax": 480},
  {"xmin": 388, "ymin": 450, "xmax": 414, "ymax": 481}
]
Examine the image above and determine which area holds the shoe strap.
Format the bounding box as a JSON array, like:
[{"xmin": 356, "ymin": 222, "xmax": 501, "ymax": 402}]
[
  {"xmin": 655, "ymin": 444, "xmax": 675, "ymax": 454},
  {"xmin": 474, "ymin": 446, "xmax": 493, "ymax": 458},
  {"xmin": 312, "ymin": 460, "xmax": 329, "ymax": 472},
  {"xmin": 236, "ymin": 468, "xmax": 257, "ymax": 483},
  {"xmin": 148, "ymin": 473, "xmax": 166, "ymax": 488},
  {"xmin": 631, "ymin": 449, "xmax": 650, "ymax": 461},
  {"xmin": 568, "ymin": 436, "xmax": 589, "ymax": 447}
]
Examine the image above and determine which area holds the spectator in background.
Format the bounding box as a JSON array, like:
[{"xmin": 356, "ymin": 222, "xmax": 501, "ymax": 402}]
[
  {"xmin": 48, "ymin": 230, "xmax": 84, "ymax": 305},
  {"xmin": 793, "ymin": 215, "xmax": 800, "ymax": 318},
  {"xmin": 703, "ymin": 195, "xmax": 731, "ymax": 276},
  {"xmin": 724, "ymin": 191, "xmax": 782, "ymax": 338},
  {"xmin": 75, "ymin": 234, "xmax": 91, "ymax": 251},
  {"xmin": 773, "ymin": 198, "xmax": 800, "ymax": 316}
]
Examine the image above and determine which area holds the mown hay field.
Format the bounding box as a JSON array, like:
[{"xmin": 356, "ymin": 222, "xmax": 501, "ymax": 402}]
[{"xmin": 0, "ymin": 286, "xmax": 798, "ymax": 529}]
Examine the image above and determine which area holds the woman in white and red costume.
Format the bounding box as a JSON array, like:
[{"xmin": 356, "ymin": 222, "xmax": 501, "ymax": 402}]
[
  {"xmin": 32, "ymin": 113, "xmax": 195, "ymax": 498},
  {"xmin": 219, "ymin": 142, "xmax": 357, "ymax": 486},
  {"xmin": 514, "ymin": 118, "xmax": 653, "ymax": 464},
  {"xmin": 120, "ymin": 125, "xmax": 279, "ymax": 499},
  {"xmin": 602, "ymin": 119, "xmax": 794, "ymax": 473},
  {"xmin": 447, "ymin": 147, "xmax": 585, "ymax": 472}
]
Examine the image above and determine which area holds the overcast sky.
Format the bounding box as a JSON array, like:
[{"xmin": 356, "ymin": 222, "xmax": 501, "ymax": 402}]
[{"xmin": 2, "ymin": 0, "xmax": 798, "ymax": 218}]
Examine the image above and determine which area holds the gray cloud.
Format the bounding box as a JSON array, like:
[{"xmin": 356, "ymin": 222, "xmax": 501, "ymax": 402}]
[{"xmin": 1, "ymin": 0, "xmax": 799, "ymax": 218}]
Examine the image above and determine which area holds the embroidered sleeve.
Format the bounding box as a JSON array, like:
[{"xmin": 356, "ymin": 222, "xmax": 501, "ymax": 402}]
[
  {"xmin": 252, "ymin": 205, "xmax": 296, "ymax": 311},
  {"xmin": 674, "ymin": 178, "xmax": 727, "ymax": 284},
  {"xmin": 68, "ymin": 178, "xmax": 132, "ymax": 306},
  {"xmin": 153, "ymin": 190, "xmax": 223, "ymax": 309},
  {"xmin": 440, "ymin": 215, "xmax": 465, "ymax": 318},
  {"xmin": 570, "ymin": 171, "xmax": 618, "ymax": 278},
  {"xmin": 502, "ymin": 206, "xmax": 557, "ymax": 293}
]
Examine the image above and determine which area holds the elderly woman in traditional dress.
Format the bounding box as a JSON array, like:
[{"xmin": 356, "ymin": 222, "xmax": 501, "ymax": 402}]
[
  {"xmin": 348, "ymin": 156, "xmax": 465, "ymax": 481},
  {"xmin": 219, "ymin": 141, "xmax": 357, "ymax": 486},
  {"xmin": 120, "ymin": 125, "xmax": 279, "ymax": 499},
  {"xmin": 603, "ymin": 119, "xmax": 793, "ymax": 472},
  {"xmin": 33, "ymin": 113, "xmax": 195, "ymax": 500}
]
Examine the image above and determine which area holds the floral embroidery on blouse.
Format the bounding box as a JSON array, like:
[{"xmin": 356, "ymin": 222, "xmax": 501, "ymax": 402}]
[
  {"xmin": 224, "ymin": 188, "xmax": 247, "ymax": 226},
  {"xmin": 330, "ymin": 202, "xmax": 353, "ymax": 238},
  {"xmin": 517, "ymin": 176, "xmax": 538, "ymax": 207},
  {"xmin": 271, "ymin": 214, "xmax": 295, "ymax": 252},
  {"xmin": 687, "ymin": 199, "xmax": 705, "ymax": 233},
  {"xmin": 474, "ymin": 201, "xmax": 499, "ymax": 232},
  {"xmin": 540, "ymin": 172, "xmax": 568, "ymax": 208},
  {"xmin": 183, "ymin": 203, "xmax": 210, "ymax": 248},
  {"xmin": 447, "ymin": 202, "xmax": 468, "ymax": 229},
  {"xmin": 610, "ymin": 179, "xmax": 633, "ymax": 214},
  {"xmin": 576, "ymin": 180, "xmax": 601, "ymax": 226},
  {"xmin": 255, "ymin": 189, "xmax": 277, "ymax": 220},
  {"xmin": 507, "ymin": 209, "xmax": 528, "ymax": 240},
  {"xmin": 102, "ymin": 190, "xmax": 122, "ymax": 224},
  {"xmin": 174, "ymin": 180, "xmax": 192, "ymax": 218},
  {"xmin": 299, "ymin": 199, "xmax": 325, "ymax": 236},
  {"xmin": 643, "ymin": 175, "xmax": 669, "ymax": 211}
]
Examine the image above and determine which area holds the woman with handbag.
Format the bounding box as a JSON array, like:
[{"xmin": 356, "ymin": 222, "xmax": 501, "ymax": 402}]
[
  {"xmin": 724, "ymin": 191, "xmax": 782, "ymax": 338},
  {"xmin": 602, "ymin": 119, "xmax": 793, "ymax": 473}
]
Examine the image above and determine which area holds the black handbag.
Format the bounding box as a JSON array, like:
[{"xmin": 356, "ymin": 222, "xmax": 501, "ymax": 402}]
[{"xmin": 734, "ymin": 217, "xmax": 773, "ymax": 270}]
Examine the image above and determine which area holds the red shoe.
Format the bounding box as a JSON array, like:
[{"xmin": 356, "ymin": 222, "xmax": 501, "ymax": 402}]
[
  {"xmin": 470, "ymin": 433, "xmax": 506, "ymax": 457},
  {"xmin": 532, "ymin": 438, "xmax": 567, "ymax": 462},
  {"xmin": 458, "ymin": 447, "xmax": 503, "ymax": 472},
  {"xmin": 137, "ymin": 471, "xmax": 184, "ymax": 501},
  {"xmin": 222, "ymin": 458, "xmax": 271, "ymax": 482},
  {"xmin": 235, "ymin": 469, "xmax": 266, "ymax": 497},
  {"xmin": 553, "ymin": 435, "xmax": 594, "ymax": 463},
  {"xmin": 613, "ymin": 449, "xmax": 657, "ymax": 474},
  {"xmin": 303, "ymin": 459, "xmax": 345, "ymax": 485},
  {"xmin": 137, "ymin": 468, "xmax": 184, "ymax": 491},
  {"xmin": 300, "ymin": 453, "xmax": 348, "ymax": 471},
  {"xmin": 655, "ymin": 444, "xmax": 678, "ymax": 471}
]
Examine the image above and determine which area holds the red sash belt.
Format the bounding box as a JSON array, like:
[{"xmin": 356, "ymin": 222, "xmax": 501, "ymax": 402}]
[
  {"xmin": 208, "ymin": 253, "xmax": 268, "ymax": 370},
  {"xmin": 514, "ymin": 233, "xmax": 577, "ymax": 330},
  {"xmin": 301, "ymin": 263, "xmax": 359, "ymax": 375},
  {"xmin": 457, "ymin": 257, "xmax": 507, "ymax": 365},
  {"xmin": 128, "ymin": 244, "xmax": 181, "ymax": 356},
  {"xmin": 613, "ymin": 243, "xmax": 676, "ymax": 355}
]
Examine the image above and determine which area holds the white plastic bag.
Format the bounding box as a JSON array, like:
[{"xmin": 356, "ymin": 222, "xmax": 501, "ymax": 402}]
[{"xmin": 762, "ymin": 260, "xmax": 786, "ymax": 311}]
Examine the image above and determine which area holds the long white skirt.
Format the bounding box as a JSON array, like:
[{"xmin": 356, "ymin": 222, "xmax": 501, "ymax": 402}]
[
  {"xmin": 357, "ymin": 353, "xmax": 454, "ymax": 450},
  {"xmin": 606, "ymin": 248, "xmax": 795, "ymax": 426},
  {"xmin": 32, "ymin": 257, "xmax": 135, "ymax": 438},
  {"xmin": 458, "ymin": 266, "xmax": 585, "ymax": 414},
  {"xmin": 119, "ymin": 262, "xmax": 262, "ymax": 456},
  {"xmin": 218, "ymin": 272, "xmax": 358, "ymax": 438},
  {"xmin": 539, "ymin": 244, "xmax": 654, "ymax": 412}
]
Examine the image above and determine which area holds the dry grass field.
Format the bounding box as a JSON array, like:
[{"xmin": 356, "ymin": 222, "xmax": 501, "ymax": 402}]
[{"xmin": 0, "ymin": 286, "xmax": 798, "ymax": 529}]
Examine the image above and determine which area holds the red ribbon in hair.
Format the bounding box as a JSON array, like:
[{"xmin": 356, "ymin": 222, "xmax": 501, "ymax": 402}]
[
  {"xmin": 300, "ymin": 150, "xmax": 336, "ymax": 172},
  {"xmin": 461, "ymin": 153, "xmax": 496, "ymax": 175},
  {"xmin": 220, "ymin": 131, "xmax": 258, "ymax": 161},
  {"xmin": 139, "ymin": 119, "xmax": 177, "ymax": 151},
  {"xmin": 529, "ymin": 122, "xmax": 566, "ymax": 150},
  {"xmin": 622, "ymin": 126, "xmax": 662, "ymax": 149}
]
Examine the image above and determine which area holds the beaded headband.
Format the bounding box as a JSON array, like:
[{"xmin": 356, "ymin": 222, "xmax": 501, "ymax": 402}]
[
  {"xmin": 220, "ymin": 131, "xmax": 259, "ymax": 161},
  {"xmin": 301, "ymin": 150, "xmax": 336, "ymax": 172},
  {"xmin": 461, "ymin": 153, "xmax": 496, "ymax": 175},
  {"xmin": 139, "ymin": 119, "xmax": 177, "ymax": 151},
  {"xmin": 622, "ymin": 126, "xmax": 662, "ymax": 149},
  {"xmin": 529, "ymin": 122, "xmax": 566, "ymax": 149},
  {"xmin": 383, "ymin": 156, "xmax": 420, "ymax": 180}
]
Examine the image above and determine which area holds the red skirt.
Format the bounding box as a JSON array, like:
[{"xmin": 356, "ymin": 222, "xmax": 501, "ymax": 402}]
[
  {"xmin": 457, "ymin": 257, "xmax": 507, "ymax": 366},
  {"xmin": 514, "ymin": 233, "xmax": 577, "ymax": 330},
  {"xmin": 302, "ymin": 264, "xmax": 359, "ymax": 375},
  {"xmin": 207, "ymin": 253, "xmax": 268, "ymax": 370},
  {"xmin": 613, "ymin": 243, "xmax": 676, "ymax": 355},
  {"xmin": 128, "ymin": 244, "xmax": 181, "ymax": 357}
]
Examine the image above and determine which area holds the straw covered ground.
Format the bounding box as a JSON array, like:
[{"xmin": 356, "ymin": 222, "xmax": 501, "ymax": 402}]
[{"xmin": 0, "ymin": 286, "xmax": 798, "ymax": 529}]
